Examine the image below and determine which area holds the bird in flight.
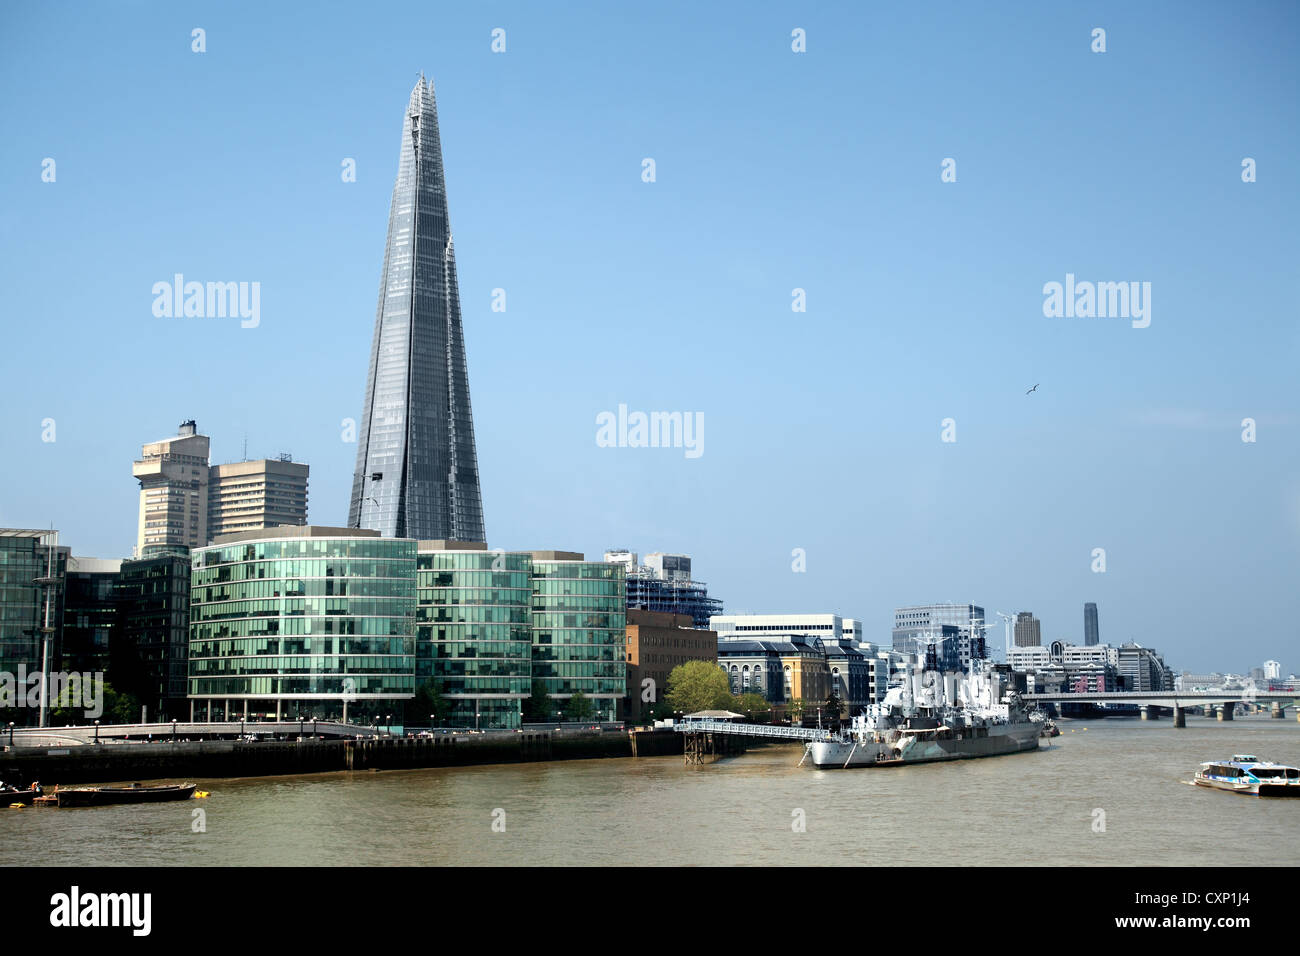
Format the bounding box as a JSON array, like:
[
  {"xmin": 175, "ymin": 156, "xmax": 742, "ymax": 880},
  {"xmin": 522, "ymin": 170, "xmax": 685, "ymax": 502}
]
[{"xmin": 1026, "ymin": 384, "xmax": 1039, "ymax": 394}]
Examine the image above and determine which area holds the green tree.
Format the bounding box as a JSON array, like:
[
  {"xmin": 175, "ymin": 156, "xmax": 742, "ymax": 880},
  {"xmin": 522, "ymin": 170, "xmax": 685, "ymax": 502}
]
[
  {"xmin": 824, "ymin": 692, "xmax": 844, "ymax": 720},
  {"xmin": 406, "ymin": 678, "xmax": 451, "ymax": 727},
  {"xmin": 665, "ymin": 660, "xmax": 734, "ymax": 715},
  {"xmin": 564, "ymin": 691, "xmax": 595, "ymax": 721},
  {"xmin": 734, "ymin": 692, "xmax": 770, "ymax": 722},
  {"xmin": 522, "ymin": 679, "xmax": 552, "ymax": 722},
  {"xmin": 785, "ymin": 697, "xmax": 807, "ymax": 725}
]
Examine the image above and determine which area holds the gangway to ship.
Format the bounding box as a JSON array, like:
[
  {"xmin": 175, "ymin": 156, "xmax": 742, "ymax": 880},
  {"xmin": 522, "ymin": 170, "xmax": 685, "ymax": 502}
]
[{"xmin": 671, "ymin": 718, "xmax": 834, "ymax": 742}]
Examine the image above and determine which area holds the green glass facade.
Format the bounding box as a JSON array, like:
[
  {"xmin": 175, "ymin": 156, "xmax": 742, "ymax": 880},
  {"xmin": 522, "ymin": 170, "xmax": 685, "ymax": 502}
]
[
  {"xmin": 530, "ymin": 560, "xmax": 626, "ymax": 722},
  {"xmin": 416, "ymin": 548, "xmax": 531, "ymax": 729},
  {"xmin": 0, "ymin": 531, "xmax": 66, "ymax": 725},
  {"xmin": 188, "ymin": 535, "xmax": 416, "ymax": 722}
]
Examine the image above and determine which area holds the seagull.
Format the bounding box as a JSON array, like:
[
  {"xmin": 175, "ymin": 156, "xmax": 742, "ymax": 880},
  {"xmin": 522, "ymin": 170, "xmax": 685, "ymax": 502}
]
[{"xmin": 1026, "ymin": 384, "xmax": 1039, "ymax": 395}]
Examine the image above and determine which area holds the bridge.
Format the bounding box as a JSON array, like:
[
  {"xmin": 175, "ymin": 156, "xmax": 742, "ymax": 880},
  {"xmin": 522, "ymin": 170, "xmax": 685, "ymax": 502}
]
[
  {"xmin": 1021, "ymin": 691, "xmax": 1297, "ymax": 727},
  {"xmin": 3, "ymin": 719, "xmax": 381, "ymax": 748},
  {"xmin": 671, "ymin": 718, "xmax": 832, "ymax": 764}
]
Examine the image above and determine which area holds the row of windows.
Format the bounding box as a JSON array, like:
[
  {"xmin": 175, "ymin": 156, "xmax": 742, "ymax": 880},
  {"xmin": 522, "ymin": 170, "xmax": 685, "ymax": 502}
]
[
  {"xmin": 190, "ymin": 675, "xmax": 416, "ymax": 696},
  {"xmin": 193, "ymin": 598, "xmax": 414, "ymax": 620},
  {"xmin": 533, "ymin": 646, "xmax": 621, "ymax": 663},
  {"xmin": 532, "ymin": 629, "xmax": 625, "ymax": 645},
  {"xmin": 531, "ymin": 579, "xmax": 623, "ymax": 596},
  {"xmin": 196, "ymin": 540, "xmax": 416, "ymax": 567},
  {"xmin": 531, "ymin": 613, "xmax": 625, "ymax": 630},
  {"xmin": 190, "ymin": 655, "xmax": 414, "ymax": 675},
  {"xmin": 531, "ymin": 564, "xmax": 623, "ymax": 582},
  {"xmin": 531, "ymin": 662, "xmax": 627, "ymax": 679},
  {"xmin": 192, "ymin": 558, "xmax": 413, "ymax": 583},
  {"xmin": 417, "ymin": 624, "xmax": 532, "ymax": 642},
  {"xmin": 417, "ymin": 605, "xmax": 529, "ymax": 624},
  {"xmin": 191, "ymin": 617, "xmax": 412, "ymax": 640},
  {"xmin": 419, "ymin": 640, "xmax": 532, "ymax": 659},
  {"xmin": 196, "ymin": 578, "xmax": 409, "ymax": 601},
  {"xmin": 190, "ymin": 637, "xmax": 412, "ymax": 657},
  {"xmin": 416, "ymin": 569, "xmax": 531, "ymax": 588}
]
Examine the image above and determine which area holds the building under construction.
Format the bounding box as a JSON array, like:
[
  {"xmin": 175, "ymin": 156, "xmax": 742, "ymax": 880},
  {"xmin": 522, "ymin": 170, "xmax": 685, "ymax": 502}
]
[{"xmin": 605, "ymin": 550, "xmax": 723, "ymax": 628}]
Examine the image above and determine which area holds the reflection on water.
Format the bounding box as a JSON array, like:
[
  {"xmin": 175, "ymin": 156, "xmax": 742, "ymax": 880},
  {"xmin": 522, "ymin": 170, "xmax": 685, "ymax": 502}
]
[{"xmin": 4, "ymin": 717, "xmax": 1298, "ymax": 866}]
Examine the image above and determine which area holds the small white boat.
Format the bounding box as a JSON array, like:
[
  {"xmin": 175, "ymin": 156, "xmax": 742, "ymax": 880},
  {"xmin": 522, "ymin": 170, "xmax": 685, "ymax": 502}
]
[{"xmin": 1194, "ymin": 755, "xmax": 1300, "ymax": 796}]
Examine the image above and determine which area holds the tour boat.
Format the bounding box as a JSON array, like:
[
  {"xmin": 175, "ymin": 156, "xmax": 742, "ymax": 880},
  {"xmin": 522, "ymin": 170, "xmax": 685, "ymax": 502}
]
[{"xmin": 1194, "ymin": 756, "xmax": 1300, "ymax": 796}]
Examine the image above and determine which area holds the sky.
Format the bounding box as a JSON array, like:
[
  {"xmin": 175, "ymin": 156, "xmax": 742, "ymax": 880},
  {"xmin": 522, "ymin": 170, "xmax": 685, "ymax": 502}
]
[{"xmin": 1, "ymin": 1, "xmax": 1296, "ymax": 675}]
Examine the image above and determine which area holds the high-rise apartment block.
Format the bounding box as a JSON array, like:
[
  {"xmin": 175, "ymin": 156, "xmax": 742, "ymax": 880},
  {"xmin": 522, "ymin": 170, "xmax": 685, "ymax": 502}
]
[
  {"xmin": 133, "ymin": 421, "xmax": 211, "ymax": 553},
  {"xmin": 1014, "ymin": 611, "xmax": 1042, "ymax": 647},
  {"xmin": 133, "ymin": 422, "xmax": 309, "ymax": 552}
]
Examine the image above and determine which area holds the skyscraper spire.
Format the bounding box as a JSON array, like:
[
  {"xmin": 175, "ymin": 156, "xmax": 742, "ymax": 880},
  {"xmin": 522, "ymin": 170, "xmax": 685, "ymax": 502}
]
[{"xmin": 349, "ymin": 76, "xmax": 486, "ymax": 542}]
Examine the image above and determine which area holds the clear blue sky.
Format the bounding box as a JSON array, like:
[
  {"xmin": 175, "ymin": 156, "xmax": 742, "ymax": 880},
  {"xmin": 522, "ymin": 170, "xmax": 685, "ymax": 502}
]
[{"xmin": 1, "ymin": 1, "xmax": 1296, "ymax": 674}]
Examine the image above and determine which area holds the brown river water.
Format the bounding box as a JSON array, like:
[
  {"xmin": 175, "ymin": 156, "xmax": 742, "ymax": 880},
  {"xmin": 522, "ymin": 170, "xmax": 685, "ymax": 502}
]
[{"xmin": 3, "ymin": 716, "xmax": 1298, "ymax": 866}]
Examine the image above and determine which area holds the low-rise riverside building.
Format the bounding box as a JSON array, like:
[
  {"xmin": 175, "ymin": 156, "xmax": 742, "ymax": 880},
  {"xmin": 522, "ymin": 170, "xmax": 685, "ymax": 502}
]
[
  {"xmin": 416, "ymin": 541, "xmax": 532, "ymax": 729},
  {"xmin": 187, "ymin": 526, "xmax": 417, "ymax": 723},
  {"xmin": 624, "ymin": 608, "xmax": 716, "ymax": 720},
  {"xmin": 529, "ymin": 552, "xmax": 626, "ymax": 723}
]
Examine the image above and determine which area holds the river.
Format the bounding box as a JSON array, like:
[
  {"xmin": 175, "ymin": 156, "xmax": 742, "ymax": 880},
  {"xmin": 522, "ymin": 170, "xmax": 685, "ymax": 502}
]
[{"xmin": 4, "ymin": 715, "xmax": 1298, "ymax": 866}]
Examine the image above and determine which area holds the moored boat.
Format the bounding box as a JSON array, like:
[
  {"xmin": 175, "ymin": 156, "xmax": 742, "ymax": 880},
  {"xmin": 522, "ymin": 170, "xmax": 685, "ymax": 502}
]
[
  {"xmin": 1194, "ymin": 756, "xmax": 1300, "ymax": 797},
  {"xmin": 54, "ymin": 782, "xmax": 197, "ymax": 808},
  {"xmin": 1, "ymin": 783, "xmax": 43, "ymax": 807}
]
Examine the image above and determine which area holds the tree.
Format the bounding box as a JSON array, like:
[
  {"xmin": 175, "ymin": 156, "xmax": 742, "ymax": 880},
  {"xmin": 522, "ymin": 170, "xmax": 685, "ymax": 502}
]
[
  {"xmin": 824, "ymin": 692, "xmax": 844, "ymax": 720},
  {"xmin": 522, "ymin": 679, "xmax": 552, "ymax": 722},
  {"xmin": 407, "ymin": 678, "xmax": 451, "ymax": 727},
  {"xmin": 735, "ymin": 692, "xmax": 770, "ymax": 722},
  {"xmin": 665, "ymin": 660, "xmax": 734, "ymax": 715},
  {"xmin": 785, "ymin": 697, "xmax": 807, "ymax": 725},
  {"xmin": 564, "ymin": 691, "xmax": 595, "ymax": 722}
]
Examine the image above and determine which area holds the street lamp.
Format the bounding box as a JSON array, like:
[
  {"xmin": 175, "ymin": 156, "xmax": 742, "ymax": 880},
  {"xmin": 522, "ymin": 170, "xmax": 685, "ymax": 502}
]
[
  {"xmin": 476, "ymin": 711, "xmax": 481, "ymax": 732},
  {"xmin": 93, "ymin": 720, "xmax": 99, "ymax": 744},
  {"xmin": 7, "ymin": 722, "xmax": 13, "ymax": 747},
  {"xmin": 171, "ymin": 719, "xmax": 177, "ymax": 742}
]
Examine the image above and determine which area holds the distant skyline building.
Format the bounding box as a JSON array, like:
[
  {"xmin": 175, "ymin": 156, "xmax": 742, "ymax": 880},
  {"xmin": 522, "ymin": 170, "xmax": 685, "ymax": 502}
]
[
  {"xmin": 208, "ymin": 457, "xmax": 309, "ymax": 540},
  {"xmin": 1014, "ymin": 611, "xmax": 1042, "ymax": 647},
  {"xmin": 892, "ymin": 603, "xmax": 988, "ymax": 670},
  {"xmin": 606, "ymin": 549, "xmax": 723, "ymax": 628},
  {"xmin": 349, "ymin": 75, "xmax": 485, "ymax": 543},
  {"xmin": 1264, "ymin": 660, "xmax": 1281, "ymax": 680},
  {"xmin": 134, "ymin": 421, "xmax": 311, "ymax": 554},
  {"xmin": 1084, "ymin": 602, "xmax": 1099, "ymax": 646},
  {"xmin": 133, "ymin": 421, "xmax": 211, "ymax": 554}
]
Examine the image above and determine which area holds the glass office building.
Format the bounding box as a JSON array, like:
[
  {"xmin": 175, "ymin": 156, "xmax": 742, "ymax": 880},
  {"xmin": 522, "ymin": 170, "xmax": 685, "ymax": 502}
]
[
  {"xmin": 115, "ymin": 545, "xmax": 192, "ymax": 720},
  {"xmin": 416, "ymin": 543, "xmax": 531, "ymax": 729},
  {"xmin": 348, "ymin": 75, "xmax": 485, "ymax": 543},
  {"xmin": 0, "ymin": 530, "xmax": 67, "ymax": 687},
  {"xmin": 529, "ymin": 554, "xmax": 626, "ymax": 722},
  {"xmin": 188, "ymin": 528, "xmax": 416, "ymax": 722}
]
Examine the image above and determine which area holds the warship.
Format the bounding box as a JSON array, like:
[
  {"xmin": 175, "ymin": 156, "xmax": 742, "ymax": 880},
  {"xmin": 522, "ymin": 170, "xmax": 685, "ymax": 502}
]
[{"xmin": 803, "ymin": 661, "xmax": 1041, "ymax": 769}]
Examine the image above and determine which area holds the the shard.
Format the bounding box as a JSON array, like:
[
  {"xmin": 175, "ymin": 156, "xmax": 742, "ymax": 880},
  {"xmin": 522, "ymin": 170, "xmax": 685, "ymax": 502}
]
[{"xmin": 349, "ymin": 75, "xmax": 486, "ymax": 542}]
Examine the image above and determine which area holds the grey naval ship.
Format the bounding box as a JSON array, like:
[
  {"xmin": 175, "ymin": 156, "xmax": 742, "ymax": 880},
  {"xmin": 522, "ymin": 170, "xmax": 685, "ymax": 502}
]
[{"xmin": 804, "ymin": 662, "xmax": 1041, "ymax": 769}]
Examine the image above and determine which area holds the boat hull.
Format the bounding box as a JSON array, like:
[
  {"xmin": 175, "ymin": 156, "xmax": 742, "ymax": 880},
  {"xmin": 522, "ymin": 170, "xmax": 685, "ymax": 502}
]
[
  {"xmin": 55, "ymin": 784, "xmax": 196, "ymax": 807},
  {"xmin": 806, "ymin": 724, "xmax": 1040, "ymax": 768},
  {"xmin": 1194, "ymin": 777, "xmax": 1300, "ymax": 797}
]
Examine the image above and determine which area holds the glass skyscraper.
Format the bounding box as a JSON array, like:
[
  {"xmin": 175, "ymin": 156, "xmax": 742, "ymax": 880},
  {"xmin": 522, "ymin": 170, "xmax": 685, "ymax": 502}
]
[{"xmin": 349, "ymin": 75, "xmax": 485, "ymax": 543}]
